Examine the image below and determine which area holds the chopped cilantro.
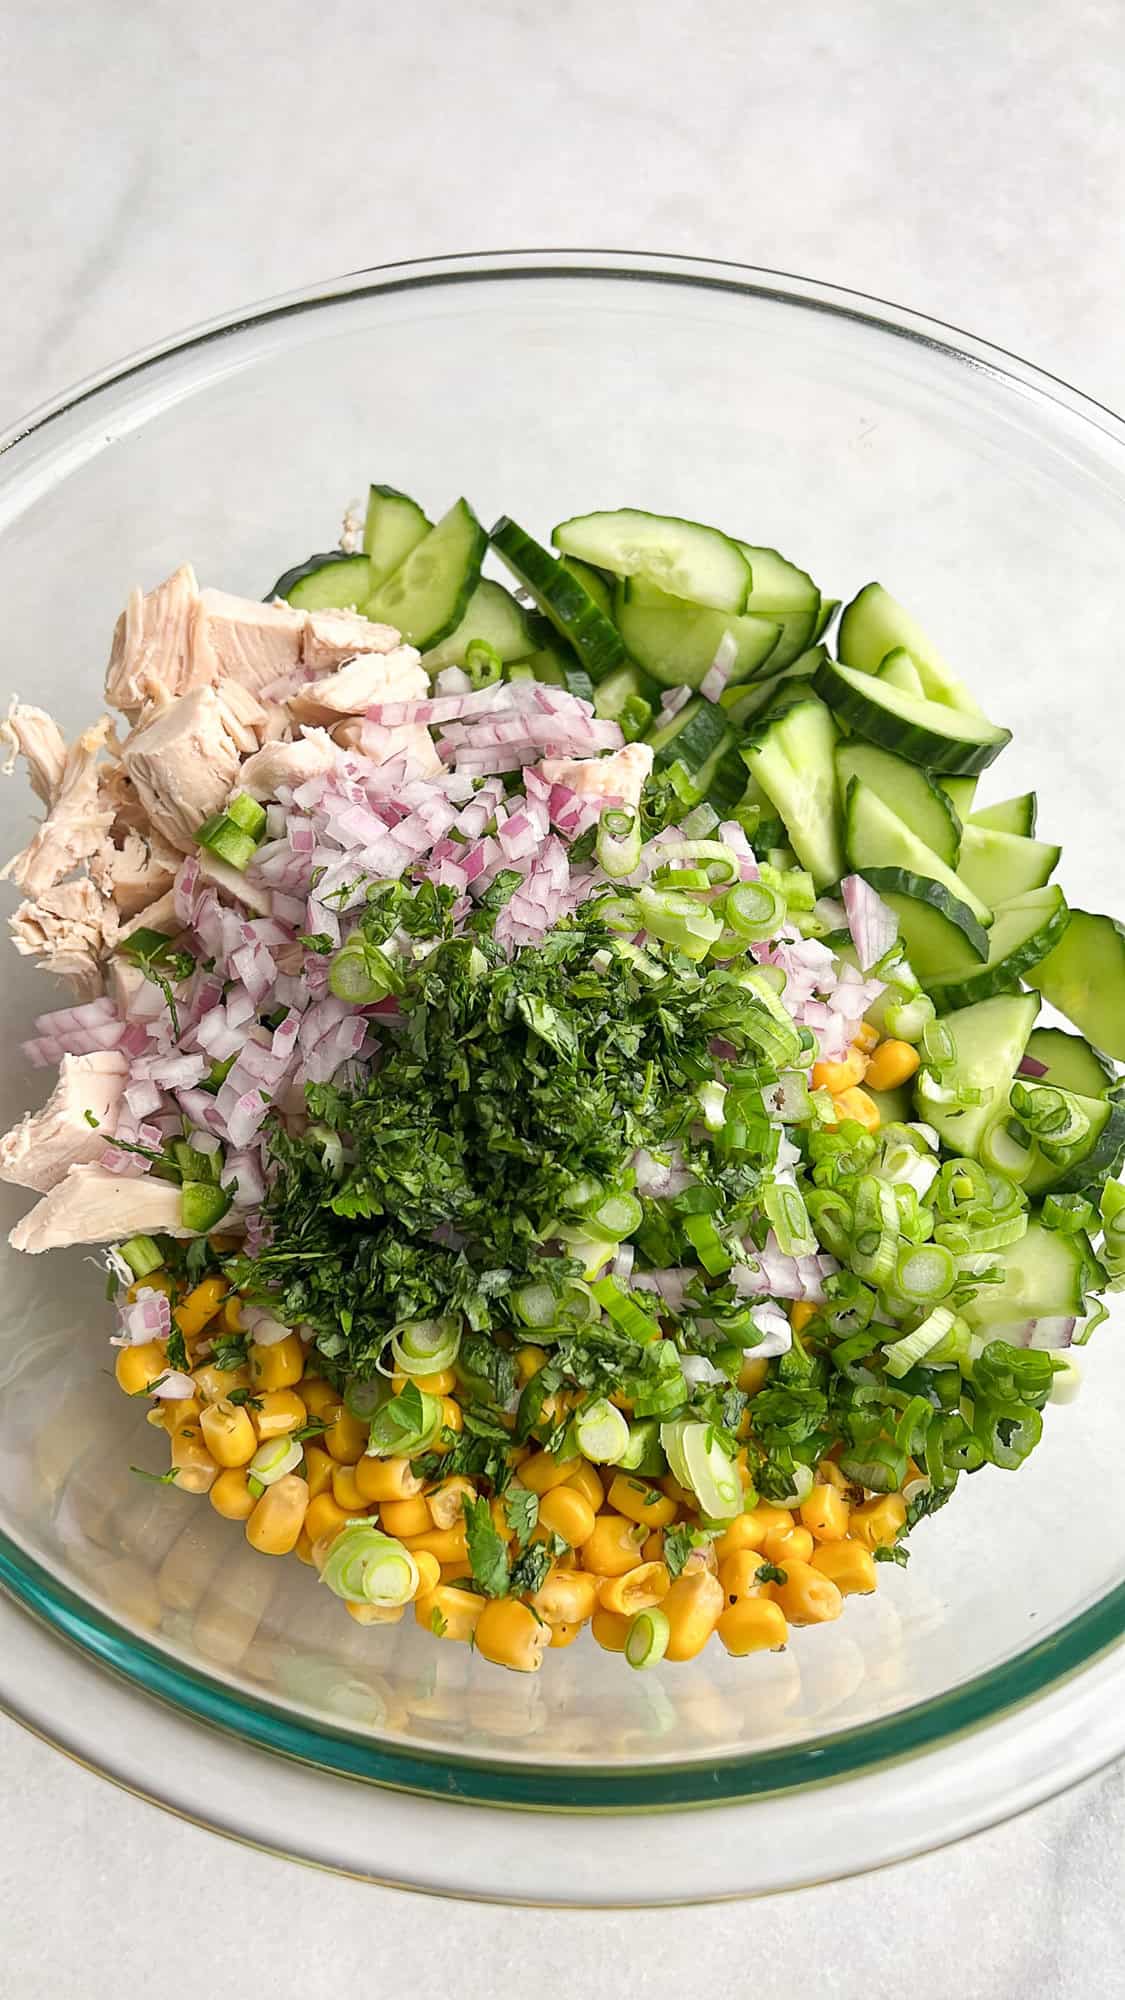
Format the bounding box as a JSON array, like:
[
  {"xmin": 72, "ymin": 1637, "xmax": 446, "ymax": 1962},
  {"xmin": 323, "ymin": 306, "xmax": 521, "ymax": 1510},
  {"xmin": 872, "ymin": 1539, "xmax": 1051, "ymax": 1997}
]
[
  {"xmin": 503, "ymin": 1484, "xmax": 539, "ymax": 1551},
  {"xmin": 164, "ymin": 1326, "xmax": 189, "ymax": 1373},
  {"xmin": 755, "ymin": 1561, "xmax": 788, "ymax": 1585},
  {"xmin": 462, "ymin": 1495, "xmax": 511, "ymax": 1598}
]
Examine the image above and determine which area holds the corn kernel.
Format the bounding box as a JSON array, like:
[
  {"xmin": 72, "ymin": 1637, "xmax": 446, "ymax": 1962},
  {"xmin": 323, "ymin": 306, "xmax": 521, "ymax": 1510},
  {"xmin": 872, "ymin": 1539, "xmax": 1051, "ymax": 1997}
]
[
  {"xmin": 717, "ymin": 1596, "xmax": 789, "ymax": 1655},
  {"xmin": 114, "ymin": 1341, "xmax": 168, "ymax": 1398},
  {"xmin": 403, "ymin": 1522, "xmax": 469, "ymax": 1564},
  {"xmin": 789, "ymin": 1300, "xmax": 817, "ymax": 1337},
  {"xmin": 718, "ymin": 1548, "xmax": 769, "ymax": 1604},
  {"xmin": 591, "ymin": 1607, "xmax": 630, "ymax": 1653},
  {"xmin": 853, "ymin": 1021, "xmax": 880, "ymax": 1053},
  {"xmin": 596, "ymin": 1561, "xmax": 669, "ymax": 1618},
  {"xmin": 304, "ymin": 1492, "xmax": 352, "ymax": 1545},
  {"xmin": 253, "ymin": 1388, "xmax": 307, "ymax": 1439},
  {"xmin": 209, "ymin": 1466, "xmax": 257, "ymax": 1521},
  {"xmin": 246, "ymin": 1473, "xmax": 308, "ymax": 1555},
  {"xmin": 169, "ymin": 1424, "xmax": 219, "ymax": 1495},
  {"xmin": 737, "ymin": 1355, "xmax": 769, "ymax": 1394},
  {"xmin": 851, "ymin": 1493, "xmax": 907, "ymax": 1549},
  {"xmin": 330, "ymin": 1463, "xmax": 367, "ymax": 1513},
  {"xmin": 380, "ymin": 1495, "xmax": 434, "ymax": 1540},
  {"xmin": 662, "ymin": 1570, "xmax": 724, "ymax": 1661},
  {"xmin": 426, "ymin": 1475, "xmax": 476, "ymax": 1530},
  {"xmin": 303, "ymin": 1444, "xmax": 336, "ymax": 1499},
  {"xmin": 864, "ymin": 1038, "xmax": 921, "ymax": 1092},
  {"xmin": 713, "ymin": 1505, "xmax": 791, "ymax": 1563},
  {"xmin": 812, "ymin": 1047, "xmax": 867, "ymax": 1093},
  {"xmin": 516, "ymin": 1345, "xmax": 547, "ymax": 1384},
  {"xmin": 580, "ymin": 1513, "xmax": 648, "ymax": 1578},
  {"xmin": 412, "ymin": 1549, "xmax": 442, "ymax": 1596},
  {"xmin": 199, "ymin": 1398, "xmax": 257, "ymax": 1469},
  {"xmin": 811, "ymin": 1539, "xmax": 878, "ymax": 1596},
  {"xmin": 829, "ymin": 1086, "xmax": 880, "ymax": 1134},
  {"xmin": 354, "ymin": 1455, "xmax": 423, "ymax": 1504},
  {"xmin": 606, "ymin": 1473, "xmax": 677, "ymax": 1530},
  {"xmin": 415, "ymin": 1583, "xmax": 486, "ymax": 1643},
  {"xmin": 530, "ymin": 1568, "xmax": 600, "ymax": 1627},
  {"xmin": 800, "ymin": 1483, "xmax": 851, "ymax": 1542},
  {"xmin": 249, "ymin": 1333, "xmax": 305, "ymax": 1392},
  {"xmin": 475, "ymin": 1598, "xmax": 550, "ymax": 1673},
  {"xmin": 323, "ymin": 1407, "xmax": 368, "ymax": 1463},
  {"xmin": 538, "ymin": 1485, "xmax": 598, "ymax": 1548},
  {"xmin": 518, "ymin": 1448, "xmax": 579, "ymax": 1495},
  {"xmin": 300, "ymin": 1378, "xmax": 343, "ymax": 1421},
  {"xmin": 761, "ymin": 1522, "xmax": 815, "ymax": 1566},
  {"xmin": 769, "ymin": 1558, "xmax": 843, "ymax": 1625},
  {"xmin": 173, "ymin": 1276, "xmax": 229, "ymax": 1341},
  {"xmin": 192, "ymin": 1361, "xmax": 251, "ymax": 1404},
  {"xmin": 565, "ymin": 1459, "xmax": 605, "ymax": 1512}
]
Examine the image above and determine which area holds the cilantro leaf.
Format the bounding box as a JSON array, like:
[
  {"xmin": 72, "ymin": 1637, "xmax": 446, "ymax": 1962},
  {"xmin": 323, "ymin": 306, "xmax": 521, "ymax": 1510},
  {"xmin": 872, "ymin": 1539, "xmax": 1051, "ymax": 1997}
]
[
  {"xmin": 503, "ymin": 1484, "xmax": 539, "ymax": 1552},
  {"xmin": 165, "ymin": 1326, "xmax": 188, "ymax": 1373},
  {"xmin": 462, "ymin": 1495, "xmax": 510, "ymax": 1598}
]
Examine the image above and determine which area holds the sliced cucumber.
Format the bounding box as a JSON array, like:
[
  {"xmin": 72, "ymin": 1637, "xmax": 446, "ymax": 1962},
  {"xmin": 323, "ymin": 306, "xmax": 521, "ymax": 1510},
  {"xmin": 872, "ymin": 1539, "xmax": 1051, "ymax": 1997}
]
[
  {"xmin": 940, "ymin": 775, "xmax": 979, "ymax": 821},
  {"xmin": 720, "ymin": 648, "xmax": 828, "ymax": 729},
  {"xmin": 837, "ymin": 582, "xmax": 983, "ymax": 713},
  {"xmin": 363, "ymin": 484, "xmax": 431, "ymax": 589},
  {"xmin": 812, "ymin": 598, "xmax": 840, "ymax": 644},
  {"xmin": 558, "ymin": 556, "xmax": 615, "ymax": 621},
  {"xmin": 866, "ymin": 1083, "xmax": 914, "ymax": 1126},
  {"xmin": 553, "ymin": 509, "xmax": 751, "ymax": 614},
  {"xmin": 1020, "ymin": 1087, "xmax": 1125, "ymax": 1199},
  {"xmin": 926, "ymin": 887, "xmax": 1071, "ymax": 1012},
  {"xmin": 490, "ymin": 517, "xmax": 624, "ymax": 682},
  {"xmin": 878, "ymin": 649, "xmax": 927, "ymax": 698},
  {"xmin": 1026, "ymin": 910, "xmax": 1125, "ymax": 1063},
  {"xmin": 1024, "ymin": 1026, "xmax": 1117, "ymax": 1101},
  {"xmin": 743, "ymin": 697, "xmax": 843, "ymax": 889},
  {"xmin": 614, "ymin": 577, "xmax": 779, "ymax": 690},
  {"xmin": 961, "ymin": 1219, "xmax": 1092, "ymax": 1330},
  {"xmin": 735, "ymin": 544, "xmax": 821, "ymax": 670},
  {"xmin": 956, "ymin": 825, "xmax": 1059, "ymax": 907},
  {"xmin": 859, "ymin": 868, "xmax": 989, "ymax": 975},
  {"xmin": 814, "ymin": 658, "xmax": 1010, "ymax": 774},
  {"xmin": 970, "ymin": 792, "xmax": 1038, "ymax": 838},
  {"xmin": 835, "ymin": 741, "xmax": 961, "ymax": 868},
  {"xmin": 270, "ymin": 550, "xmax": 372, "ymax": 611},
  {"xmin": 843, "ymin": 780, "xmax": 992, "ymax": 925},
  {"xmin": 645, "ymin": 696, "xmax": 730, "ymax": 774},
  {"xmin": 914, "ymin": 992, "xmax": 1039, "ymax": 1158},
  {"xmin": 515, "ymin": 626, "xmax": 594, "ymax": 703},
  {"xmin": 365, "ymin": 498, "xmax": 486, "ymax": 649},
  {"xmin": 420, "ymin": 580, "xmax": 533, "ymax": 671}
]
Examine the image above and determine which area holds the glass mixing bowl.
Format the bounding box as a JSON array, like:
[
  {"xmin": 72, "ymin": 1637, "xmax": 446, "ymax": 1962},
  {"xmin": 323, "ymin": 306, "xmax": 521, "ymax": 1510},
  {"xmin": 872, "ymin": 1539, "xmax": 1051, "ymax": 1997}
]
[{"xmin": 2, "ymin": 252, "xmax": 1125, "ymax": 1901}]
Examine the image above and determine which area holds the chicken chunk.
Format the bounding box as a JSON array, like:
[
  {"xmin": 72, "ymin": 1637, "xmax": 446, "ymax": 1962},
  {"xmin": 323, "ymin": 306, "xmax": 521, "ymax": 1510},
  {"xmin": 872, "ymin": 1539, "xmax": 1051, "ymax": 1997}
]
[
  {"xmin": 333, "ymin": 716, "xmax": 444, "ymax": 778},
  {"xmin": 8, "ymin": 1164, "xmax": 205, "ymax": 1252},
  {"xmin": 123, "ymin": 685, "xmax": 263, "ymax": 851},
  {"xmin": 89, "ymin": 825, "xmax": 181, "ymax": 918},
  {"xmin": 1, "ymin": 701, "xmax": 69, "ymax": 807},
  {"xmin": 301, "ymin": 608, "xmax": 404, "ymax": 672},
  {"xmin": 105, "ymin": 564, "xmax": 199, "ymax": 716},
  {"xmin": 538, "ymin": 741, "xmax": 654, "ymax": 810},
  {"xmin": 236, "ymin": 728, "xmax": 337, "ymax": 800},
  {"xmin": 0, "ymin": 715, "xmax": 116, "ymax": 900},
  {"xmin": 9, "ymin": 879, "xmax": 116, "ymax": 998},
  {"xmin": 0, "ymin": 1052, "xmax": 128, "ymax": 1195},
  {"xmin": 117, "ymin": 887, "xmax": 182, "ymax": 941},
  {"xmin": 289, "ymin": 647, "xmax": 427, "ymax": 725},
  {"xmin": 190, "ymin": 589, "xmax": 306, "ymax": 698}
]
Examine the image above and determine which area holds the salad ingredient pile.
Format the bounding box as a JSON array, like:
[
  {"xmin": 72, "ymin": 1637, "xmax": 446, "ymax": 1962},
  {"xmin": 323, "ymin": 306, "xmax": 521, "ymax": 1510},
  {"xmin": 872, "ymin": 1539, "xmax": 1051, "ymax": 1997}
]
[{"xmin": 2, "ymin": 489, "xmax": 1122, "ymax": 1676}]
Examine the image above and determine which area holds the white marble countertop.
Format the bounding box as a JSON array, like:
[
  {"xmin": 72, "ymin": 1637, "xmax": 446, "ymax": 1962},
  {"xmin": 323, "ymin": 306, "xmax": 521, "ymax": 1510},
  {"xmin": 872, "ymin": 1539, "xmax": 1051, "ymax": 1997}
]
[{"xmin": 4, "ymin": 0, "xmax": 1125, "ymax": 1991}]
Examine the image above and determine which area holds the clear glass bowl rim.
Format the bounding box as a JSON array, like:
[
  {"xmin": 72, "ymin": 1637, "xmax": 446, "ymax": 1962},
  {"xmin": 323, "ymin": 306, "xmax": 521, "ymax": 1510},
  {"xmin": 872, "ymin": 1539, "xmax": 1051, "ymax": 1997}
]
[{"xmin": 2, "ymin": 247, "xmax": 1125, "ymax": 1814}]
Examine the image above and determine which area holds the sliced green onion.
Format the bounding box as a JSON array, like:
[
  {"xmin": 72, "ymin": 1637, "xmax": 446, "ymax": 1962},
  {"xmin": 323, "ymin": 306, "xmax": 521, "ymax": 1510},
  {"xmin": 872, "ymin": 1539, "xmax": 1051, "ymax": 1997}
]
[
  {"xmin": 1042, "ymin": 1193, "xmax": 1097, "ymax": 1236},
  {"xmin": 769, "ymin": 1462, "xmax": 816, "ymax": 1507},
  {"xmin": 118, "ymin": 1234, "xmax": 164, "ymax": 1279},
  {"xmin": 195, "ymin": 810, "xmax": 260, "ymax": 872},
  {"xmin": 721, "ymin": 881, "xmax": 786, "ymax": 942},
  {"xmin": 618, "ymin": 693, "xmax": 653, "ymax": 741},
  {"xmin": 763, "ymin": 1181, "xmax": 817, "ymax": 1258},
  {"xmin": 882, "ymin": 1306, "xmax": 962, "ymax": 1379},
  {"xmin": 758, "ymin": 861, "xmax": 815, "ymax": 912},
  {"xmin": 592, "ymin": 893, "xmax": 642, "ymax": 933},
  {"xmin": 660, "ymin": 1418, "xmax": 742, "ymax": 1520},
  {"xmin": 637, "ymin": 885, "xmax": 723, "ymax": 962},
  {"xmin": 181, "ymin": 1181, "xmax": 233, "ymax": 1233},
  {"xmin": 512, "ymin": 1281, "xmax": 562, "ymax": 1332},
  {"xmin": 465, "ymin": 638, "xmax": 503, "ymax": 689},
  {"xmin": 656, "ymin": 866, "xmax": 714, "ymax": 892},
  {"xmin": 979, "ymin": 1115, "xmax": 1035, "ymax": 1182},
  {"xmin": 573, "ymin": 1396, "xmax": 631, "ymax": 1464},
  {"xmin": 972, "ymin": 1399, "xmax": 1042, "ymax": 1471},
  {"xmin": 697, "ymin": 1080, "xmax": 728, "ymax": 1131},
  {"xmin": 248, "ymin": 1436, "xmax": 303, "ymax": 1491},
  {"xmin": 920, "ymin": 1019, "xmax": 956, "ymax": 1072},
  {"xmin": 344, "ymin": 1376, "xmax": 386, "ymax": 1421},
  {"xmin": 597, "ymin": 806, "xmax": 642, "ymax": 879},
  {"xmin": 849, "ymin": 1177, "xmax": 900, "ymax": 1286},
  {"xmin": 590, "ymin": 1274, "xmax": 660, "ymax": 1343},
  {"xmin": 625, "ymin": 1606, "xmax": 671, "ymax": 1670},
  {"xmin": 227, "ymin": 792, "xmax": 268, "ymax": 839},
  {"xmin": 390, "ymin": 1317, "xmax": 462, "ymax": 1376},
  {"xmin": 328, "ymin": 937, "xmax": 397, "ymax": 1004},
  {"xmin": 616, "ymin": 1418, "xmax": 668, "ymax": 1476},
  {"xmin": 935, "ymin": 1211, "xmax": 1028, "ymax": 1255},
  {"xmin": 1009, "ymin": 1082, "xmax": 1091, "ymax": 1153},
  {"xmin": 320, "ymin": 1523, "xmax": 420, "ymax": 1606},
  {"xmin": 683, "ymin": 1211, "xmax": 732, "ymax": 1275},
  {"xmin": 587, "ymin": 1192, "xmax": 644, "ymax": 1241},
  {"xmin": 838, "ymin": 1438, "xmax": 909, "ymax": 1492},
  {"xmin": 366, "ymin": 1384, "xmax": 443, "ymax": 1458},
  {"xmin": 894, "ymin": 1243, "xmax": 956, "ymax": 1304},
  {"xmin": 883, "ymin": 994, "xmax": 936, "ymax": 1043}
]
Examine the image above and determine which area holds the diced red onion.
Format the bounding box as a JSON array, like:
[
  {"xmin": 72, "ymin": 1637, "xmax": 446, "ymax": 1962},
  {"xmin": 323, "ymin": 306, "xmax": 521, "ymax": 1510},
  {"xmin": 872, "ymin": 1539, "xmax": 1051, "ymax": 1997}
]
[
  {"xmin": 1017, "ymin": 1054, "xmax": 1050, "ymax": 1079},
  {"xmin": 842, "ymin": 874, "xmax": 898, "ymax": 972},
  {"xmin": 700, "ymin": 631, "xmax": 738, "ymax": 704}
]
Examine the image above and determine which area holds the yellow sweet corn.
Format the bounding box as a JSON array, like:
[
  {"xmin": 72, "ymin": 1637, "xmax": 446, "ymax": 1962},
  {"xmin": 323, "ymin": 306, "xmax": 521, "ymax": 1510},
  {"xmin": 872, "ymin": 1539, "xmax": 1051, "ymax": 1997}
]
[{"xmin": 864, "ymin": 1038, "xmax": 921, "ymax": 1091}]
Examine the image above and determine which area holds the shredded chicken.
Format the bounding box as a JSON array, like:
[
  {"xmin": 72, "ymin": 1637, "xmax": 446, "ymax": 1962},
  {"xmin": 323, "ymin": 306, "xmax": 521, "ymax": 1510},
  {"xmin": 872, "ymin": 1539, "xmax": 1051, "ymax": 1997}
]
[
  {"xmin": 539, "ymin": 740, "xmax": 654, "ymax": 810},
  {"xmin": 8, "ymin": 1163, "xmax": 216, "ymax": 1252},
  {"xmin": 123, "ymin": 684, "xmax": 265, "ymax": 851},
  {"xmin": 190, "ymin": 589, "xmax": 306, "ymax": 697},
  {"xmin": 105, "ymin": 564, "xmax": 199, "ymax": 717},
  {"xmin": 236, "ymin": 728, "xmax": 336, "ymax": 799},
  {"xmin": 89, "ymin": 824, "xmax": 181, "ymax": 917},
  {"xmin": 0, "ymin": 716, "xmax": 116, "ymax": 900},
  {"xmin": 289, "ymin": 647, "xmax": 426, "ymax": 724},
  {"xmin": 0, "ymin": 1052, "xmax": 128, "ymax": 1194},
  {"xmin": 1, "ymin": 701, "xmax": 69, "ymax": 806},
  {"xmin": 9, "ymin": 878, "xmax": 116, "ymax": 997},
  {"xmin": 301, "ymin": 607, "xmax": 403, "ymax": 671}
]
